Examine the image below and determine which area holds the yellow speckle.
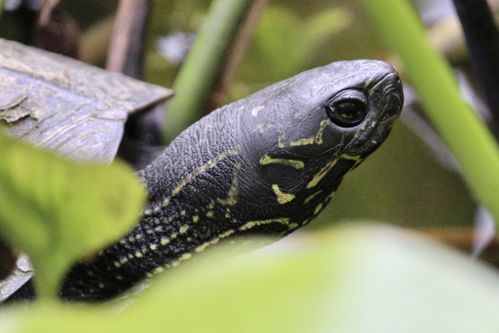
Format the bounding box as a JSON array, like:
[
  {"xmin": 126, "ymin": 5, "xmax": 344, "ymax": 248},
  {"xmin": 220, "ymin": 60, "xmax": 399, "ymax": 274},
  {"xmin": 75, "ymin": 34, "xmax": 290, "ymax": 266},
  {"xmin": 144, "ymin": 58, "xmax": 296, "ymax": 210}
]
[
  {"xmin": 160, "ymin": 238, "xmax": 170, "ymax": 246},
  {"xmin": 149, "ymin": 243, "xmax": 158, "ymax": 251},
  {"xmin": 155, "ymin": 226, "xmax": 163, "ymax": 232},
  {"xmin": 192, "ymin": 215, "xmax": 199, "ymax": 222},
  {"xmin": 225, "ymin": 212, "xmax": 230, "ymax": 218},
  {"xmin": 259, "ymin": 154, "xmax": 304, "ymax": 169},
  {"xmin": 279, "ymin": 120, "xmax": 328, "ymax": 148},
  {"xmin": 171, "ymin": 233, "xmax": 178, "ymax": 239},
  {"xmin": 239, "ymin": 218, "xmax": 291, "ymax": 231},
  {"xmin": 195, "ymin": 243, "xmax": 210, "ymax": 253},
  {"xmin": 179, "ymin": 225, "xmax": 189, "ymax": 234},
  {"xmin": 272, "ymin": 184, "xmax": 295, "ymax": 204},
  {"xmin": 314, "ymin": 203, "xmax": 324, "ymax": 215},
  {"xmin": 207, "ymin": 200, "xmax": 215, "ymax": 209},
  {"xmin": 217, "ymin": 165, "xmax": 240, "ymax": 207},
  {"xmin": 307, "ymin": 159, "xmax": 337, "ymax": 189},
  {"xmin": 171, "ymin": 261, "xmax": 180, "ymax": 267},
  {"xmin": 135, "ymin": 234, "xmax": 142, "ymax": 240},
  {"xmin": 340, "ymin": 153, "xmax": 362, "ymax": 161},
  {"xmin": 206, "ymin": 211, "xmax": 215, "ymax": 218},
  {"xmin": 171, "ymin": 148, "xmax": 240, "ymax": 197},
  {"xmin": 113, "ymin": 261, "xmax": 121, "ymax": 268},
  {"xmin": 116, "ymin": 275, "xmax": 123, "ymax": 280},
  {"xmin": 250, "ymin": 105, "xmax": 264, "ymax": 116},
  {"xmin": 98, "ymin": 283, "xmax": 105, "ymax": 289},
  {"xmin": 180, "ymin": 210, "xmax": 186, "ymax": 216},
  {"xmin": 135, "ymin": 251, "xmax": 143, "ymax": 258},
  {"xmin": 180, "ymin": 253, "xmax": 192, "ymax": 261},
  {"xmin": 162, "ymin": 197, "xmax": 170, "ymax": 206},
  {"xmin": 119, "ymin": 257, "xmax": 128, "ymax": 264},
  {"xmin": 154, "ymin": 267, "xmax": 164, "ymax": 274},
  {"xmin": 304, "ymin": 190, "xmax": 323, "ymax": 204},
  {"xmin": 289, "ymin": 137, "xmax": 315, "ymax": 146}
]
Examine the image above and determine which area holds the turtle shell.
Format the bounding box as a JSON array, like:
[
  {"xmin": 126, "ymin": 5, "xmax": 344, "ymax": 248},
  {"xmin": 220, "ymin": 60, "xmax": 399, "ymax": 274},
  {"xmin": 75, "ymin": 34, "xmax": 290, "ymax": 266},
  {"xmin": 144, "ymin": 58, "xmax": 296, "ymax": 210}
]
[{"xmin": 0, "ymin": 38, "xmax": 173, "ymax": 163}]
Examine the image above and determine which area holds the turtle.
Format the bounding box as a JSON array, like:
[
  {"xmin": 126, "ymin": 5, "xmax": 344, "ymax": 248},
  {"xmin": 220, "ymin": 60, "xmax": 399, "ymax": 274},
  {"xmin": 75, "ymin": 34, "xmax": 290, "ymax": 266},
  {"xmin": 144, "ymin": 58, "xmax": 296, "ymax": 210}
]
[{"xmin": 0, "ymin": 38, "xmax": 404, "ymax": 302}]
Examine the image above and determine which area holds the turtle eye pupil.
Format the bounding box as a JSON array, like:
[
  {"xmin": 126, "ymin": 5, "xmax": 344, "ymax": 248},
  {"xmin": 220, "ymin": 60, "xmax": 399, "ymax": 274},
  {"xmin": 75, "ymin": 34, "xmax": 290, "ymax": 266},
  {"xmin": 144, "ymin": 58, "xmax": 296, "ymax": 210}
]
[{"xmin": 326, "ymin": 90, "xmax": 367, "ymax": 127}]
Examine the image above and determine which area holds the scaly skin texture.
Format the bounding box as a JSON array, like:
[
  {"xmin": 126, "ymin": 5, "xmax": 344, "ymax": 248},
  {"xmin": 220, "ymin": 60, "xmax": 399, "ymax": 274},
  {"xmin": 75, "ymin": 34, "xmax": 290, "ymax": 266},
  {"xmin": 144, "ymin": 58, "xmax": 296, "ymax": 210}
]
[{"xmin": 60, "ymin": 60, "xmax": 403, "ymax": 301}]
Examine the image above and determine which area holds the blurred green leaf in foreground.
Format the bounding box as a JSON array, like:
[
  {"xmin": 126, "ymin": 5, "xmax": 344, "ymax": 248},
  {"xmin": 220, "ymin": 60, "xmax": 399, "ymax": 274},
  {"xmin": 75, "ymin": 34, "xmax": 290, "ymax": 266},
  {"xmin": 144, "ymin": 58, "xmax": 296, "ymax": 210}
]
[
  {"xmin": 2, "ymin": 224, "xmax": 499, "ymax": 332},
  {"xmin": 0, "ymin": 132, "xmax": 145, "ymax": 299}
]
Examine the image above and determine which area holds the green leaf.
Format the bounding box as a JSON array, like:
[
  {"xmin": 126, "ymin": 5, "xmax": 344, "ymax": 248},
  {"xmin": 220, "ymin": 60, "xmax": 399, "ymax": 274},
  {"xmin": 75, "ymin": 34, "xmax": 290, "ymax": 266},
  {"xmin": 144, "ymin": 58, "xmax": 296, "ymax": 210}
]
[
  {"xmin": 0, "ymin": 132, "xmax": 145, "ymax": 299},
  {"xmin": 2, "ymin": 224, "xmax": 499, "ymax": 331}
]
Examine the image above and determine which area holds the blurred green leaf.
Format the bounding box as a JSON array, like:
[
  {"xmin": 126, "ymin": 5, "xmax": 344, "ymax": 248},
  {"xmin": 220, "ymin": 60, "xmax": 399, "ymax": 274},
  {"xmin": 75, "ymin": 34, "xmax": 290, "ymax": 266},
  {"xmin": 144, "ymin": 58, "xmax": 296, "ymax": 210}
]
[
  {"xmin": 2, "ymin": 224, "xmax": 499, "ymax": 332},
  {"xmin": 245, "ymin": 6, "xmax": 352, "ymax": 83},
  {"xmin": 0, "ymin": 133, "xmax": 145, "ymax": 299}
]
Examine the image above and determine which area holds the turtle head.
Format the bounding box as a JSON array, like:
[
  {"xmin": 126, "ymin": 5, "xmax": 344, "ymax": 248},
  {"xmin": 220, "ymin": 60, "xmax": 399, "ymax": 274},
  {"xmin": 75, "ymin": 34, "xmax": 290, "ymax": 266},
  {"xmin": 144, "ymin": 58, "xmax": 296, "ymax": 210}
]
[{"xmin": 238, "ymin": 60, "xmax": 403, "ymax": 230}]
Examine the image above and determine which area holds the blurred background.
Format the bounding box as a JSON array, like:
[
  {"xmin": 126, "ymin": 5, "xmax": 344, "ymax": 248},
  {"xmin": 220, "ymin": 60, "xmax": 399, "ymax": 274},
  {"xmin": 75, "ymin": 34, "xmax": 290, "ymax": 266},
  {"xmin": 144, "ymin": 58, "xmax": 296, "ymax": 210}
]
[{"xmin": 0, "ymin": 0, "xmax": 496, "ymax": 254}]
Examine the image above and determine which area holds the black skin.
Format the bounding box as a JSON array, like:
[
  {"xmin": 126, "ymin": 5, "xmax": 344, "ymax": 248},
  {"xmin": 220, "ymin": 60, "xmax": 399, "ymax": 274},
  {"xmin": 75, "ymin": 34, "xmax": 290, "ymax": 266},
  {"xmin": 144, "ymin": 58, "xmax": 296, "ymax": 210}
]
[{"xmin": 14, "ymin": 60, "xmax": 404, "ymax": 301}]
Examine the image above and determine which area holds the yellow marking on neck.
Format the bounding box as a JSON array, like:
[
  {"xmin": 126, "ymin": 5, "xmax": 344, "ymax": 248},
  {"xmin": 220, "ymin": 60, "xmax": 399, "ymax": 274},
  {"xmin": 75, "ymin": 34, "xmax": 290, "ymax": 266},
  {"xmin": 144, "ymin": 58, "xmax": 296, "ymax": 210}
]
[
  {"xmin": 314, "ymin": 203, "xmax": 324, "ymax": 215},
  {"xmin": 217, "ymin": 162, "xmax": 241, "ymax": 206},
  {"xmin": 277, "ymin": 135, "xmax": 286, "ymax": 148},
  {"xmin": 149, "ymin": 243, "xmax": 158, "ymax": 251},
  {"xmin": 195, "ymin": 230, "xmax": 235, "ymax": 253},
  {"xmin": 314, "ymin": 120, "xmax": 328, "ymax": 144},
  {"xmin": 260, "ymin": 154, "xmax": 304, "ymax": 169},
  {"xmin": 272, "ymin": 184, "xmax": 295, "ymax": 204},
  {"xmin": 239, "ymin": 217, "xmax": 294, "ymax": 231},
  {"xmin": 206, "ymin": 211, "xmax": 214, "ymax": 218},
  {"xmin": 179, "ymin": 225, "xmax": 189, "ymax": 234},
  {"xmin": 289, "ymin": 137, "xmax": 315, "ymax": 146},
  {"xmin": 171, "ymin": 148, "xmax": 240, "ymax": 197},
  {"xmin": 287, "ymin": 120, "xmax": 329, "ymax": 147},
  {"xmin": 306, "ymin": 159, "xmax": 337, "ymax": 189},
  {"xmin": 192, "ymin": 215, "xmax": 199, "ymax": 222},
  {"xmin": 160, "ymin": 237, "xmax": 170, "ymax": 246},
  {"xmin": 304, "ymin": 190, "xmax": 323, "ymax": 204},
  {"xmin": 340, "ymin": 153, "xmax": 362, "ymax": 161}
]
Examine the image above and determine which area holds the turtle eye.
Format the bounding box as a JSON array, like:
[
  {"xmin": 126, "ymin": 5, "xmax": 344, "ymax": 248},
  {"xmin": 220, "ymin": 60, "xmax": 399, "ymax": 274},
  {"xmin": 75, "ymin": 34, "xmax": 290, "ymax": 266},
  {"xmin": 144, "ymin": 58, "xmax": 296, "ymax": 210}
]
[{"xmin": 326, "ymin": 89, "xmax": 367, "ymax": 127}]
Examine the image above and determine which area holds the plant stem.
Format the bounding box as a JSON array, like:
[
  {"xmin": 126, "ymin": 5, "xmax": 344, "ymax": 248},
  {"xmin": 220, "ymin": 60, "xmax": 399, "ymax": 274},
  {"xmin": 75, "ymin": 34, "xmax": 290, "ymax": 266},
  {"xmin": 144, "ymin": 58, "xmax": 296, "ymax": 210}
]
[
  {"xmin": 163, "ymin": 0, "xmax": 253, "ymax": 143},
  {"xmin": 106, "ymin": 0, "xmax": 151, "ymax": 79},
  {"xmin": 206, "ymin": 0, "xmax": 269, "ymax": 111},
  {"xmin": 361, "ymin": 0, "xmax": 499, "ymax": 224}
]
